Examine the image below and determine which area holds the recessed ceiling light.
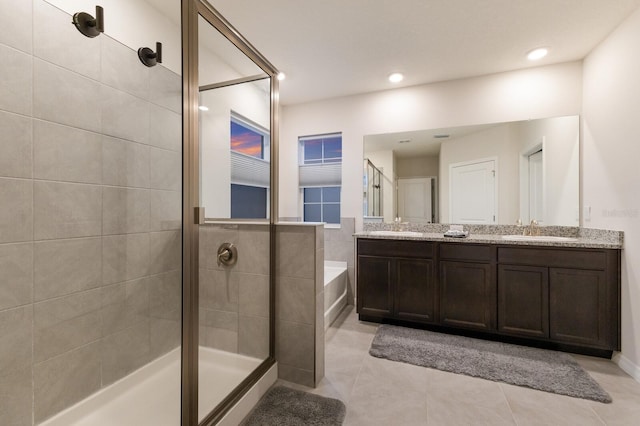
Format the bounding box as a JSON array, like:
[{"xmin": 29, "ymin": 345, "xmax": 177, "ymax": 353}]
[
  {"xmin": 527, "ymin": 48, "xmax": 548, "ymax": 61},
  {"xmin": 277, "ymin": 72, "xmax": 286, "ymax": 81},
  {"xmin": 198, "ymin": 105, "xmax": 209, "ymax": 111},
  {"xmin": 388, "ymin": 72, "xmax": 404, "ymax": 83}
]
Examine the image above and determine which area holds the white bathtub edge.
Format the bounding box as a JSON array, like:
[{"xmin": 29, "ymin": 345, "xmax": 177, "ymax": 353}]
[{"xmin": 324, "ymin": 261, "xmax": 348, "ymax": 331}]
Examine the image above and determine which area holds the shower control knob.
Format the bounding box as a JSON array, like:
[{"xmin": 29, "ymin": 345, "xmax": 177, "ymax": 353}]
[{"xmin": 217, "ymin": 243, "xmax": 238, "ymax": 267}]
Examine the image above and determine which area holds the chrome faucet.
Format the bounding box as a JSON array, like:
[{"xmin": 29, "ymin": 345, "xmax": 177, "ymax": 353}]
[
  {"xmin": 523, "ymin": 219, "xmax": 539, "ymax": 236},
  {"xmin": 393, "ymin": 217, "xmax": 403, "ymax": 231}
]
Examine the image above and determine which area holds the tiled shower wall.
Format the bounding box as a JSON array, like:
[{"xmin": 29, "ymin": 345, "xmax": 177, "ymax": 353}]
[
  {"xmin": 275, "ymin": 223, "xmax": 324, "ymax": 387},
  {"xmin": 199, "ymin": 224, "xmax": 270, "ymax": 360},
  {"xmin": 0, "ymin": 1, "xmax": 181, "ymax": 424}
]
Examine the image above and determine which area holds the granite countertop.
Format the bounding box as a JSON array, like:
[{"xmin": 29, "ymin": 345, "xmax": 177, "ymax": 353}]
[{"xmin": 355, "ymin": 225, "xmax": 623, "ymax": 249}]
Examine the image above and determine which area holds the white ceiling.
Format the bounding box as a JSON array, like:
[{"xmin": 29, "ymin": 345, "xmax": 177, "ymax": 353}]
[
  {"xmin": 205, "ymin": 0, "xmax": 640, "ymax": 105},
  {"xmin": 364, "ymin": 123, "xmax": 499, "ymax": 158}
]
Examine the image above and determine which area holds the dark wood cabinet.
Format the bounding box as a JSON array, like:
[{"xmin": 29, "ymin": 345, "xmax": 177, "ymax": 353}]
[
  {"xmin": 356, "ymin": 238, "xmax": 620, "ymax": 356},
  {"xmin": 395, "ymin": 258, "xmax": 436, "ymax": 323},
  {"xmin": 357, "ymin": 255, "xmax": 393, "ymax": 318},
  {"xmin": 498, "ymin": 265, "xmax": 549, "ymax": 338},
  {"xmin": 549, "ymin": 267, "xmax": 609, "ymax": 347},
  {"xmin": 440, "ymin": 261, "xmax": 494, "ymax": 331},
  {"xmin": 497, "ymin": 246, "xmax": 620, "ymax": 351},
  {"xmin": 439, "ymin": 243, "xmax": 495, "ymax": 331},
  {"xmin": 357, "ymin": 239, "xmax": 436, "ymax": 323}
]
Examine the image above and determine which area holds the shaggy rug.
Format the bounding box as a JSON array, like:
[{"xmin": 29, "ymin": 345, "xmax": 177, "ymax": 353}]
[
  {"xmin": 370, "ymin": 324, "xmax": 611, "ymax": 403},
  {"xmin": 241, "ymin": 386, "xmax": 346, "ymax": 425}
]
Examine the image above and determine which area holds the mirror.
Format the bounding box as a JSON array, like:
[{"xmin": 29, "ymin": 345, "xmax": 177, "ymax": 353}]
[
  {"xmin": 198, "ymin": 15, "xmax": 271, "ymax": 220},
  {"xmin": 363, "ymin": 115, "xmax": 579, "ymax": 226}
]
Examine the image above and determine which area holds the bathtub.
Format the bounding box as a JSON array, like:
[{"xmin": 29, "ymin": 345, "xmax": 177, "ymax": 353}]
[
  {"xmin": 40, "ymin": 347, "xmax": 265, "ymax": 426},
  {"xmin": 324, "ymin": 261, "xmax": 348, "ymax": 330}
]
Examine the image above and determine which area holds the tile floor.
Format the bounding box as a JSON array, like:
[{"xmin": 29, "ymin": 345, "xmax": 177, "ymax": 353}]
[{"xmin": 279, "ymin": 305, "xmax": 640, "ymax": 425}]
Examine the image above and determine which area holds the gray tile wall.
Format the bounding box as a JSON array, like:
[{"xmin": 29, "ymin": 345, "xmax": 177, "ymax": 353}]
[
  {"xmin": 0, "ymin": 1, "xmax": 182, "ymax": 424},
  {"xmin": 325, "ymin": 218, "xmax": 356, "ymax": 304},
  {"xmin": 199, "ymin": 224, "xmax": 270, "ymax": 359},
  {"xmin": 275, "ymin": 223, "xmax": 324, "ymax": 387}
]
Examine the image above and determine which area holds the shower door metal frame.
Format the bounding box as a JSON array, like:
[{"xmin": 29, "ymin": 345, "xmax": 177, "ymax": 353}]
[{"xmin": 182, "ymin": 1, "xmax": 280, "ymax": 424}]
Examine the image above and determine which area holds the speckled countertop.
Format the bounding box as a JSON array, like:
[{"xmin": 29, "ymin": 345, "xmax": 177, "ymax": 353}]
[{"xmin": 355, "ymin": 224, "xmax": 623, "ymax": 249}]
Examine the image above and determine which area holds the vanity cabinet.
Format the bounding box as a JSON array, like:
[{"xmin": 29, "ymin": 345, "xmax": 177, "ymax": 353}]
[
  {"xmin": 497, "ymin": 247, "xmax": 620, "ymax": 350},
  {"xmin": 498, "ymin": 265, "xmax": 549, "ymax": 338},
  {"xmin": 357, "ymin": 239, "xmax": 437, "ymax": 323},
  {"xmin": 356, "ymin": 238, "xmax": 621, "ymax": 356},
  {"xmin": 439, "ymin": 244, "xmax": 496, "ymax": 331}
]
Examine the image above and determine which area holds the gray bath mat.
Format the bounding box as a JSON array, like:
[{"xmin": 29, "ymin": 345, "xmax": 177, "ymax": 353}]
[
  {"xmin": 241, "ymin": 386, "xmax": 346, "ymax": 425},
  {"xmin": 370, "ymin": 324, "xmax": 611, "ymax": 403}
]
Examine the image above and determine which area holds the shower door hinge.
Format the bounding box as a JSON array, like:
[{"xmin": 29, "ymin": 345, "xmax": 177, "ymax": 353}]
[{"xmin": 194, "ymin": 207, "xmax": 205, "ymax": 225}]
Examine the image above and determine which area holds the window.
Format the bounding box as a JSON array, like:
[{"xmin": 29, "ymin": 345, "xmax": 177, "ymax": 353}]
[
  {"xmin": 299, "ymin": 133, "xmax": 342, "ymax": 224},
  {"xmin": 303, "ymin": 186, "xmax": 341, "ymax": 223},
  {"xmin": 231, "ymin": 184, "xmax": 267, "ymax": 219},
  {"xmin": 299, "ymin": 134, "xmax": 342, "ymax": 164},
  {"xmin": 230, "ymin": 114, "xmax": 270, "ymax": 219},
  {"xmin": 231, "ymin": 119, "xmax": 264, "ymax": 159}
]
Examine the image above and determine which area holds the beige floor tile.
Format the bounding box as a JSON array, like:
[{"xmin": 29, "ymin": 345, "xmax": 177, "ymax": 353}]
[
  {"xmin": 355, "ymin": 355, "xmax": 429, "ymax": 394},
  {"xmin": 311, "ymin": 371, "xmax": 358, "ymax": 403},
  {"xmin": 344, "ymin": 382, "xmax": 428, "ymax": 426},
  {"xmin": 427, "ymin": 396, "xmax": 516, "ymax": 426},
  {"xmin": 314, "ymin": 307, "xmax": 640, "ymax": 426},
  {"xmin": 426, "ymin": 368, "xmax": 511, "ymax": 413},
  {"xmin": 501, "ymin": 382, "xmax": 605, "ymax": 425}
]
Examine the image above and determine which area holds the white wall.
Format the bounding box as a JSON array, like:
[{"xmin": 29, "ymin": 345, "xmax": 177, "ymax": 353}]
[
  {"xmin": 583, "ymin": 7, "xmax": 640, "ymax": 377},
  {"xmin": 46, "ymin": 0, "xmax": 181, "ymax": 74},
  {"xmin": 280, "ymin": 61, "xmax": 583, "ymax": 230},
  {"xmin": 396, "ymin": 155, "xmax": 439, "ymax": 179}
]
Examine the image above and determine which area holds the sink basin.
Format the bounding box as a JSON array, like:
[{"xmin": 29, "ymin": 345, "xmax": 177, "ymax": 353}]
[
  {"xmin": 369, "ymin": 230, "xmax": 424, "ymax": 237},
  {"xmin": 501, "ymin": 235, "xmax": 577, "ymax": 242}
]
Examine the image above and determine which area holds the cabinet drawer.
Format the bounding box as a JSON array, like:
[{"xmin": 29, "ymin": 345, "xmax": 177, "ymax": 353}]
[
  {"xmin": 357, "ymin": 239, "xmax": 434, "ymax": 258},
  {"xmin": 440, "ymin": 243, "xmax": 492, "ymax": 261},
  {"xmin": 498, "ymin": 247, "xmax": 606, "ymax": 269}
]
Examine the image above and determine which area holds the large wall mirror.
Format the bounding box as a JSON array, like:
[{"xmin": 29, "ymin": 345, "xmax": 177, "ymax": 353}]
[{"xmin": 363, "ymin": 115, "xmax": 579, "ymax": 226}]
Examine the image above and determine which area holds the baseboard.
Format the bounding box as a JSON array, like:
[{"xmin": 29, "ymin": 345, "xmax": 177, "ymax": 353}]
[
  {"xmin": 217, "ymin": 362, "xmax": 278, "ymax": 426},
  {"xmin": 613, "ymin": 352, "xmax": 640, "ymax": 383}
]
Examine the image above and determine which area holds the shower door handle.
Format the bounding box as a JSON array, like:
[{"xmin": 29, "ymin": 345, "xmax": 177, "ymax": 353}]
[{"xmin": 217, "ymin": 243, "xmax": 237, "ymax": 267}]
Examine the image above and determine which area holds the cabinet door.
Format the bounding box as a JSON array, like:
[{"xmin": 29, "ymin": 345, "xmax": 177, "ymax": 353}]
[
  {"xmin": 357, "ymin": 256, "xmax": 393, "ymax": 317},
  {"xmin": 440, "ymin": 261, "xmax": 495, "ymax": 330},
  {"xmin": 498, "ymin": 265, "xmax": 549, "ymax": 338},
  {"xmin": 395, "ymin": 258, "xmax": 436, "ymax": 323},
  {"xmin": 550, "ymin": 268, "xmax": 609, "ymax": 347}
]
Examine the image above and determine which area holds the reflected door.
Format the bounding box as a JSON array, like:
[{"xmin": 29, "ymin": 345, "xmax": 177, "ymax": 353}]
[
  {"xmin": 398, "ymin": 177, "xmax": 433, "ymax": 223},
  {"xmin": 450, "ymin": 159, "xmax": 496, "ymax": 224}
]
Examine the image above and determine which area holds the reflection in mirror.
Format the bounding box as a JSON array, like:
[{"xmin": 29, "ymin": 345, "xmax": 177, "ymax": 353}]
[
  {"xmin": 198, "ymin": 15, "xmax": 271, "ymax": 220},
  {"xmin": 363, "ymin": 115, "xmax": 579, "ymax": 226},
  {"xmin": 363, "ymin": 159, "xmax": 383, "ymax": 220}
]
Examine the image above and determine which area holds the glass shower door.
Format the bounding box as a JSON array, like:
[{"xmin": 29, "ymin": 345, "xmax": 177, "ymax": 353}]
[
  {"xmin": 188, "ymin": 3, "xmax": 278, "ymax": 424},
  {"xmin": 0, "ymin": 0, "xmax": 183, "ymax": 425}
]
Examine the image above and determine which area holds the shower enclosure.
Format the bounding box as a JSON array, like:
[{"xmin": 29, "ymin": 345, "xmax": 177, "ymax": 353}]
[{"xmin": 0, "ymin": 0, "xmax": 277, "ymax": 425}]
